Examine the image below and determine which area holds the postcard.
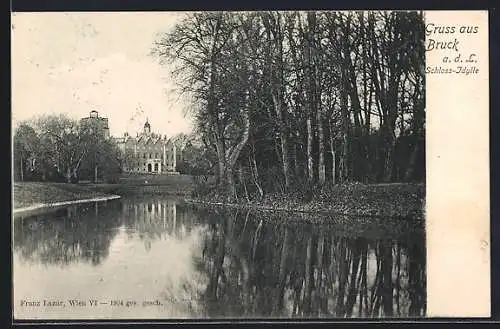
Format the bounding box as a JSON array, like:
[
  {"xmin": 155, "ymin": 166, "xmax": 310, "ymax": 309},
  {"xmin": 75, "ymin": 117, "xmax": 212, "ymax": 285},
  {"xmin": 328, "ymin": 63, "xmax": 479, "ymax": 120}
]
[{"xmin": 11, "ymin": 10, "xmax": 490, "ymax": 321}]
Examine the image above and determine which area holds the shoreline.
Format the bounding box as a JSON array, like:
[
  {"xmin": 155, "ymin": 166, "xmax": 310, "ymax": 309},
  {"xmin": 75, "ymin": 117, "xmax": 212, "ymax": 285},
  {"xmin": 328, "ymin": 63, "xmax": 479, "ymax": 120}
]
[
  {"xmin": 184, "ymin": 199, "xmax": 422, "ymax": 219},
  {"xmin": 13, "ymin": 195, "xmax": 122, "ymax": 216},
  {"xmin": 187, "ymin": 182, "xmax": 425, "ymax": 218},
  {"xmin": 13, "ymin": 181, "xmax": 424, "ymax": 219}
]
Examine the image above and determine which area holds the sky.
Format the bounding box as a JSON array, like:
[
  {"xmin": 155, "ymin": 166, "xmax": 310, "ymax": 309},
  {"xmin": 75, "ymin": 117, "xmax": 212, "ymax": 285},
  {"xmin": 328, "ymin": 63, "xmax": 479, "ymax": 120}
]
[{"xmin": 11, "ymin": 12, "xmax": 194, "ymax": 138}]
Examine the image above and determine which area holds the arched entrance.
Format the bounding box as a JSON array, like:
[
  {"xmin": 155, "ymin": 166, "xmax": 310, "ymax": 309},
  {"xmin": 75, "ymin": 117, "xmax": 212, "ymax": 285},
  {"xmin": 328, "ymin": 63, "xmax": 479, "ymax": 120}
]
[
  {"xmin": 154, "ymin": 163, "xmax": 158, "ymax": 172},
  {"xmin": 147, "ymin": 163, "xmax": 152, "ymax": 172}
]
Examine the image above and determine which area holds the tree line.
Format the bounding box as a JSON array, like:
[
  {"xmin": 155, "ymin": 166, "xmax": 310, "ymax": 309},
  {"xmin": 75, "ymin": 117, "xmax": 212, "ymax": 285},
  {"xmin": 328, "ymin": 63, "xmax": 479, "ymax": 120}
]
[
  {"xmin": 13, "ymin": 114, "xmax": 122, "ymax": 183},
  {"xmin": 154, "ymin": 11, "xmax": 425, "ymax": 198},
  {"xmin": 13, "ymin": 115, "xmax": 201, "ymax": 183}
]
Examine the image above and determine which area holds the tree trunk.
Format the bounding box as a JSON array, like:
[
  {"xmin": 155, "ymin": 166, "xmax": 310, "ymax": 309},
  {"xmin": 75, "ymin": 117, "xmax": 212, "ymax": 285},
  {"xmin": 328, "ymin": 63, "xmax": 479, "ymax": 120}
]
[
  {"xmin": 383, "ymin": 128, "xmax": 396, "ymax": 182},
  {"xmin": 339, "ymin": 13, "xmax": 353, "ymax": 183},
  {"xmin": 317, "ymin": 108, "xmax": 325, "ymax": 184},
  {"xmin": 226, "ymin": 167, "xmax": 236, "ymax": 200},
  {"xmin": 214, "ymin": 130, "xmax": 226, "ymax": 186},
  {"xmin": 270, "ymin": 15, "xmax": 291, "ymax": 191},
  {"xmin": 404, "ymin": 138, "xmax": 420, "ymax": 181},
  {"xmin": 339, "ymin": 45, "xmax": 350, "ymax": 183},
  {"xmin": 339, "ymin": 102, "xmax": 349, "ymax": 183},
  {"xmin": 272, "ymin": 93, "xmax": 291, "ymax": 190},
  {"xmin": 305, "ymin": 12, "xmax": 316, "ymax": 184},
  {"xmin": 405, "ymin": 95, "xmax": 425, "ymax": 181},
  {"xmin": 329, "ymin": 123, "xmax": 336, "ymax": 184},
  {"xmin": 224, "ymin": 97, "xmax": 251, "ymax": 200},
  {"xmin": 249, "ymin": 152, "xmax": 264, "ymax": 198},
  {"xmin": 332, "ymin": 150, "xmax": 336, "ymax": 184},
  {"xmin": 307, "ymin": 117, "xmax": 314, "ymax": 182},
  {"xmin": 206, "ymin": 16, "xmax": 224, "ymax": 188},
  {"xmin": 279, "ymin": 129, "xmax": 290, "ymax": 189},
  {"xmin": 292, "ymin": 131, "xmax": 300, "ymax": 178},
  {"xmin": 73, "ymin": 168, "xmax": 78, "ymax": 183},
  {"xmin": 20, "ymin": 154, "xmax": 24, "ymax": 182}
]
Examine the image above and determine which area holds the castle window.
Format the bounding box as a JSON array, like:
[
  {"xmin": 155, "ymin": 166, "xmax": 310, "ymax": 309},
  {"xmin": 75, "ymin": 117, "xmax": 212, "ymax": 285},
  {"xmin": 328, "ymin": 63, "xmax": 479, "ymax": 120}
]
[
  {"xmin": 143, "ymin": 153, "xmax": 146, "ymax": 159},
  {"xmin": 149, "ymin": 153, "xmax": 152, "ymax": 159}
]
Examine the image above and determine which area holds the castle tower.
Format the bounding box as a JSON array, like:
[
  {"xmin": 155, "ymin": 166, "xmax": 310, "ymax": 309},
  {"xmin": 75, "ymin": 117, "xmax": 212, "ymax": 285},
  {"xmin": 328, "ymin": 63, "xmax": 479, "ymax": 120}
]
[
  {"xmin": 80, "ymin": 110, "xmax": 110, "ymax": 139},
  {"xmin": 144, "ymin": 118, "xmax": 151, "ymax": 134}
]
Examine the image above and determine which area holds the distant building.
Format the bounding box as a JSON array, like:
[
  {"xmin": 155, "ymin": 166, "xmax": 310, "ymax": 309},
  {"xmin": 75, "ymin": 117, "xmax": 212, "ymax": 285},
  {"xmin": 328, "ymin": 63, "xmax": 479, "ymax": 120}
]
[
  {"xmin": 113, "ymin": 120, "xmax": 179, "ymax": 174},
  {"xmin": 79, "ymin": 110, "xmax": 110, "ymax": 139}
]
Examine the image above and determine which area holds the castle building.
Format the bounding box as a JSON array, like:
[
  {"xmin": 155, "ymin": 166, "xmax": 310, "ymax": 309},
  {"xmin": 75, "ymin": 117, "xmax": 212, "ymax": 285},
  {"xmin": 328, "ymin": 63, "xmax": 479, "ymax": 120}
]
[{"xmin": 113, "ymin": 120, "xmax": 179, "ymax": 174}]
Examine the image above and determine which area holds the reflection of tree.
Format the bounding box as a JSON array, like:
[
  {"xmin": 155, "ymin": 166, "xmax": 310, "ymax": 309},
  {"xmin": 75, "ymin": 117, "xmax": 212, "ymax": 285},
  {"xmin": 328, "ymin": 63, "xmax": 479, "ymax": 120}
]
[
  {"xmin": 13, "ymin": 201, "xmax": 123, "ymax": 267},
  {"xmin": 194, "ymin": 208, "xmax": 426, "ymax": 318}
]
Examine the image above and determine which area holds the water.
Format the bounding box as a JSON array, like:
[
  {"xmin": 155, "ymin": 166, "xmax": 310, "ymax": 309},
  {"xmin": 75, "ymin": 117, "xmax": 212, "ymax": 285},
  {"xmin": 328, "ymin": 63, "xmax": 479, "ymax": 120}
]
[{"xmin": 13, "ymin": 196, "xmax": 426, "ymax": 319}]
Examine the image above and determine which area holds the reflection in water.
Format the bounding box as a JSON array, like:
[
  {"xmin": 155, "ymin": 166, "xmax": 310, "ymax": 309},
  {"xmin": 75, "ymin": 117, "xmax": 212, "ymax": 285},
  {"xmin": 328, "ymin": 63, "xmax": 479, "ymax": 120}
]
[
  {"xmin": 14, "ymin": 202, "xmax": 122, "ymax": 267},
  {"xmin": 13, "ymin": 197, "xmax": 425, "ymax": 319},
  {"xmin": 120, "ymin": 198, "xmax": 195, "ymax": 249},
  {"xmin": 191, "ymin": 207, "xmax": 426, "ymax": 318}
]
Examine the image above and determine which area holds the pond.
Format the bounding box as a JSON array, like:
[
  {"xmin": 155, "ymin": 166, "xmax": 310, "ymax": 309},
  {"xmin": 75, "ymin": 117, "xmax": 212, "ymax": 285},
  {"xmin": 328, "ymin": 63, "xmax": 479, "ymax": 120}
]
[{"xmin": 13, "ymin": 196, "xmax": 426, "ymax": 320}]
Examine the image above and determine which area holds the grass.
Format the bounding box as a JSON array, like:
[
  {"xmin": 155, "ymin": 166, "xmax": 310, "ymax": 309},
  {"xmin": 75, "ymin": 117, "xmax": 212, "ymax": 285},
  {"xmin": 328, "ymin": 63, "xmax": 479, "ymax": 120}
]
[
  {"xmin": 12, "ymin": 174, "xmax": 198, "ymax": 209},
  {"xmin": 80, "ymin": 183, "xmax": 194, "ymax": 196},
  {"xmin": 81, "ymin": 174, "xmax": 197, "ymax": 195},
  {"xmin": 13, "ymin": 182, "xmax": 112, "ymax": 209},
  {"xmin": 117, "ymin": 173, "xmax": 197, "ymax": 186}
]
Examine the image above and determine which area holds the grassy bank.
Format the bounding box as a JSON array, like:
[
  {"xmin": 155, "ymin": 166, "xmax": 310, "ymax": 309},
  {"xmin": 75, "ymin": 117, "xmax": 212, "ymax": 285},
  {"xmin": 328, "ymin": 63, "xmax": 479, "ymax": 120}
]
[
  {"xmin": 14, "ymin": 179, "xmax": 425, "ymax": 219},
  {"xmin": 83, "ymin": 174, "xmax": 197, "ymax": 196},
  {"xmin": 79, "ymin": 183, "xmax": 194, "ymax": 196},
  {"xmin": 189, "ymin": 182, "xmax": 425, "ymax": 218},
  {"xmin": 117, "ymin": 173, "xmax": 198, "ymax": 186},
  {"xmin": 13, "ymin": 182, "xmax": 114, "ymax": 209},
  {"xmin": 13, "ymin": 175, "xmax": 197, "ymax": 210}
]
